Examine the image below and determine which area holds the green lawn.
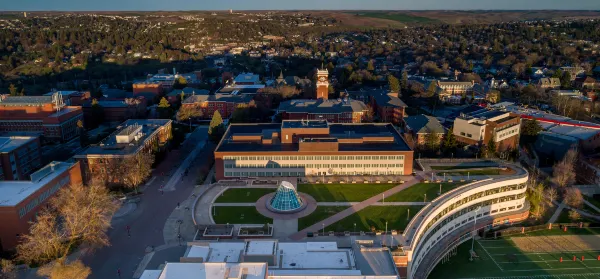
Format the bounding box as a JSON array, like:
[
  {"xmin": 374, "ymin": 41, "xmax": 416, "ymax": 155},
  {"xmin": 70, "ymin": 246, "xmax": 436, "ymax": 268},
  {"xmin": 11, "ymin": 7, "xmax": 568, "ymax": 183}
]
[
  {"xmin": 298, "ymin": 206, "xmax": 348, "ymax": 230},
  {"xmin": 212, "ymin": 206, "xmax": 272, "ymax": 224},
  {"xmin": 555, "ymin": 208, "xmax": 596, "ymax": 224},
  {"xmin": 214, "ymin": 188, "xmax": 273, "ymax": 203},
  {"xmin": 584, "ymin": 195, "xmax": 600, "ymax": 211},
  {"xmin": 297, "ymin": 183, "xmax": 397, "ymax": 202},
  {"xmin": 354, "ymin": 12, "xmax": 438, "ymax": 24},
  {"xmin": 324, "ymin": 205, "xmax": 424, "ymax": 232},
  {"xmin": 448, "ymin": 169, "xmax": 502, "ymax": 175},
  {"xmin": 429, "ymin": 229, "xmax": 600, "ymax": 279},
  {"xmin": 385, "ymin": 183, "xmax": 465, "ymax": 202},
  {"xmin": 430, "ymin": 165, "xmax": 496, "ymax": 170}
]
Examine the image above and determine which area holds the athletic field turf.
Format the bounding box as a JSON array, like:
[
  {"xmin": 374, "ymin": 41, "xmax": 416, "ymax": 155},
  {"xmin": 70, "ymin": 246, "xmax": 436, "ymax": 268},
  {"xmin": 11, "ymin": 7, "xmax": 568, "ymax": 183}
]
[{"xmin": 429, "ymin": 228, "xmax": 600, "ymax": 279}]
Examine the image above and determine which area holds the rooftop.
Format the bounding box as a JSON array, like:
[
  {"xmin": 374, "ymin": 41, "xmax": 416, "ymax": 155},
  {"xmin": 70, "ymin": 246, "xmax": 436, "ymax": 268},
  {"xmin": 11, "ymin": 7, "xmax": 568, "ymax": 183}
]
[
  {"xmin": 0, "ymin": 136, "xmax": 37, "ymax": 153},
  {"xmin": 278, "ymin": 99, "xmax": 367, "ymax": 114},
  {"xmin": 217, "ymin": 121, "xmax": 411, "ymax": 153},
  {"xmin": 75, "ymin": 119, "xmax": 171, "ymax": 157},
  {"xmin": 233, "ymin": 73, "xmax": 261, "ymax": 84},
  {"xmin": 43, "ymin": 91, "xmax": 80, "ymax": 97},
  {"xmin": 0, "ymin": 161, "xmax": 75, "ymax": 207},
  {"xmin": 217, "ymin": 85, "xmax": 265, "ymax": 95},
  {"xmin": 158, "ymin": 262, "xmax": 267, "ymax": 279},
  {"xmin": 182, "ymin": 93, "xmax": 254, "ymax": 104},
  {"xmin": 404, "ymin": 115, "xmax": 445, "ymax": 134},
  {"xmin": 167, "ymin": 88, "xmax": 209, "ymax": 96},
  {"xmin": 0, "ymin": 95, "xmax": 53, "ymax": 106}
]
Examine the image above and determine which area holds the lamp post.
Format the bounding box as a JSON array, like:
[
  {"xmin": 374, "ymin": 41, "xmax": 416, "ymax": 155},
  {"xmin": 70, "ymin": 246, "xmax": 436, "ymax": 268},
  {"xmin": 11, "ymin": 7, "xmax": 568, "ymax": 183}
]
[
  {"xmin": 439, "ymin": 183, "xmax": 442, "ymax": 195},
  {"xmin": 468, "ymin": 172, "xmax": 470, "ymax": 181},
  {"xmin": 443, "ymin": 173, "xmax": 446, "ymax": 182},
  {"xmin": 407, "ymin": 208, "xmax": 410, "ymax": 221},
  {"xmin": 322, "ymin": 223, "xmax": 325, "ymax": 235},
  {"xmin": 470, "ymin": 206, "xmax": 482, "ymax": 261},
  {"xmin": 383, "ymin": 193, "xmax": 385, "ymax": 204},
  {"xmin": 385, "ymin": 221, "xmax": 388, "ymax": 246},
  {"xmin": 424, "ymin": 193, "xmax": 427, "ymax": 202},
  {"xmin": 354, "ymin": 223, "xmax": 356, "ymax": 234}
]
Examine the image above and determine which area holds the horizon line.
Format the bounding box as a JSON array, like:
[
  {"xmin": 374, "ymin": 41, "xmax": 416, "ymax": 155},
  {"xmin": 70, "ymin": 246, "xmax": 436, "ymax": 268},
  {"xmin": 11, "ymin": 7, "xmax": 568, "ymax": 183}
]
[{"xmin": 4, "ymin": 9, "xmax": 600, "ymax": 12}]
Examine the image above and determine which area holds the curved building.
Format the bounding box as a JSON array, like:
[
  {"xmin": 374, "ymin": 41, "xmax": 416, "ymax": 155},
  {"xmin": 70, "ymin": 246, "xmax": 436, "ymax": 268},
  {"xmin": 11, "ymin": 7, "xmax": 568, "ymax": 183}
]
[
  {"xmin": 401, "ymin": 164, "xmax": 530, "ymax": 279},
  {"xmin": 269, "ymin": 181, "xmax": 303, "ymax": 212}
]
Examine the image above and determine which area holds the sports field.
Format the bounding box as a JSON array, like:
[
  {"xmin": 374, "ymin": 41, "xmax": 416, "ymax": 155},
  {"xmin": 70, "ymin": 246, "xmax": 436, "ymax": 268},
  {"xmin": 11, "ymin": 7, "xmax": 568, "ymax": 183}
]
[{"xmin": 429, "ymin": 228, "xmax": 600, "ymax": 279}]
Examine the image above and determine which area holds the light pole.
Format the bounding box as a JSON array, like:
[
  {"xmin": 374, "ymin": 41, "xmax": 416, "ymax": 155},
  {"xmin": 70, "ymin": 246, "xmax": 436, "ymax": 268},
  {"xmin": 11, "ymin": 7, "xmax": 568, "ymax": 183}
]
[
  {"xmin": 439, "ymin": 183, "xmax": 442, "ymax": 195},
  {"xmin": 322, "ymin": 223, "xmax": 325, "ymax": 235},
  {"xmin": 385, "ymin": 221, "xmax": 388, "ymax": 246},
  {"xmin": 431, "ymin": 172, "xmax": 434, "ymax": 181},
  {"xmin": 443, "ymin": 173, "xmax": 446, "ymax": 182},
  {"xmin": 470, "ymin": 206, "xmax": 482, "ymax": 261},
  {"xmin": 354, "ymin": 223, "xmax": 356, "ymax": 234},
  {"xmin": 468, "ymin": 172, "xmax": 470, "ymax": 181},
  {"xmin": 407, "ymin": 208, "xmax": 410, "ymax": 221},
  {"xmin": 424, "ymin": 193, "xmax": 427, "ymax": 202},
  {"xmin": 383, "ymin": 193, "xmax": 385, "ymax": 204}
]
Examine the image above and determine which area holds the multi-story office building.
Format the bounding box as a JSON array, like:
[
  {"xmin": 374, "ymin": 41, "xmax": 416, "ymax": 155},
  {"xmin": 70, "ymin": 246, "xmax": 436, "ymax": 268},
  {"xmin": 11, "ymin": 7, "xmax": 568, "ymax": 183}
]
[
  {"xmin": 0, "ymin": 136, "xmax": 42, "ymax": 181},
  {"xmin": 453, "ymin": 109, "xmax": 521, "ymax": 151},
  {"xmin": 277, "ymin": 98, "xmax": 369, "ymax": 123},
  {"xmin": 0, "ymin": 94, "xmax": 83, "ymax": 142},
  {"xmin": 214, "ymin": 120, "xmax": 414, "ymax": 181},
  {"xmin": 74, "ymin": 119, "xmax": 172, "ymax": 182},
  {"xmin": 0, "ymin": 161, "xmax": 82, "ymax": 251},
  {"xmin": 402, "ymin": 165, "xmax": 529, "ymax": 279},
  {"xmin": 345, "ymin": 89, "xmax": 407, "ymax": 125}
]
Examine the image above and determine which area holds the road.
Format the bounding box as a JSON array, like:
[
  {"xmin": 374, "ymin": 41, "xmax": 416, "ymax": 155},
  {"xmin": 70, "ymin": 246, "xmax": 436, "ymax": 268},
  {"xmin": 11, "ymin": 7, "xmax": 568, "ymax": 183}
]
[{"xmin": 83, "ymin": 126, "xmax": 209, "ymax": 279}]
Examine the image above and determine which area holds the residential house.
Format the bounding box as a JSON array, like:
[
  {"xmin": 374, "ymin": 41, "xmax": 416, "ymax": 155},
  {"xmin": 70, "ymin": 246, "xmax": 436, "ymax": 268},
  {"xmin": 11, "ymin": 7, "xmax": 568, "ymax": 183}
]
[
  {"xmin": 537, "ymin": 78, "xmax": 561, "ymax": 89},
  {"xmin": 574, "ymin": 76, "xmax": 598, "ymax": 89}
]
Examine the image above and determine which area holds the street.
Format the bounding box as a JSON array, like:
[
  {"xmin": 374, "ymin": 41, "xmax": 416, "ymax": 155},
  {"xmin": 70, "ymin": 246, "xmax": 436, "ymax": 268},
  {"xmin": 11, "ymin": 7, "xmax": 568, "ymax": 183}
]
[{"xmin": 83, "ymin": 126, "xmax": 210, "ymax": 279}]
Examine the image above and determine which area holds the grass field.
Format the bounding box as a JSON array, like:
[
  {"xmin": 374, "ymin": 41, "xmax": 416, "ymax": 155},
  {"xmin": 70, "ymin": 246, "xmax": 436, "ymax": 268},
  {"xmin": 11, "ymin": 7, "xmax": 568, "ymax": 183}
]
[
  {"xmin": 324, "ymin": 205, "xmax": 424, "ymax": 232},
  {"xmin": 212, "ymin": 206, "xmax": 272, "ymax": 224},
  {"xmin": 354, "ymin": 12, "xmax": 438, "ymax": 24},
  {"xmin": 297, "ymin": 183, "xmax": 397, "ymax": 202},
  {"xmin": 429, "ymin": 228, "xmax": 600, "ymax": 279},
  {"xmin": 298, "ymin": 206, "xmax": 348, "ymax": 230},
  {"xmin": 449, "ymin": 169, "xmax": 502, "ymax": 175},
  {"xmin": 430, "ymin": 165, "xmax": 497, "ymax": 170},
  {"xmin": 214, "ymin": 188, "xmax": 273, "ymax": 203},
  {"xmin": 385, "ymin": 182, "xmax": 464, "ymax": 202}
]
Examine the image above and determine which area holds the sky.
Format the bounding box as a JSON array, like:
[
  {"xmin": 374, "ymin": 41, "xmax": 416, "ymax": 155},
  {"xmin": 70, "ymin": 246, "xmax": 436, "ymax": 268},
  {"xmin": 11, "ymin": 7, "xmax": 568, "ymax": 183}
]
[{"xmin": 1, "ymin": 0, "xmax": 600, "ymax": 11}]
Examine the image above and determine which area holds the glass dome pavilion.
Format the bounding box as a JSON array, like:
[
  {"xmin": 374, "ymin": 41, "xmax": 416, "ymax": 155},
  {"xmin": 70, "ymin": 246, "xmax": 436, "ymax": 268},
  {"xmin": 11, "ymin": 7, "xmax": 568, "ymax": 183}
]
[{"xmin": 270, "ymin": 181, "xmax": 303, "ymax": 212}]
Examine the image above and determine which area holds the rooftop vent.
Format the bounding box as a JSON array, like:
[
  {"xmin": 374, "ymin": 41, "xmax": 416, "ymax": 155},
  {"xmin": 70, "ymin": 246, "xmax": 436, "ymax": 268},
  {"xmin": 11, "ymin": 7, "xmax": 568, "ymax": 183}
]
[{"xmin": 116, "ymin": 124, "xmax": 143, "ymax": 144}]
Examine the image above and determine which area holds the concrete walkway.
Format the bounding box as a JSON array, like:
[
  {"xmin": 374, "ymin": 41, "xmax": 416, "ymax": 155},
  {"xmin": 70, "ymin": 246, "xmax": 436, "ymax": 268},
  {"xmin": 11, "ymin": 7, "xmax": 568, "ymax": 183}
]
[
  {"xmin": 583, "ymin": 199, "xmax": 600, "ymax": 213},
  {"xmin": 163, "ymin": 136, "xmax": 207, "ymax": 192},
  {"xmin": 289, "ymin": 177, "xmax": 421, "ymax": 240},
  {"xmin": 548, "ymin": 202, "xmax": 566, "ymax": 224}
]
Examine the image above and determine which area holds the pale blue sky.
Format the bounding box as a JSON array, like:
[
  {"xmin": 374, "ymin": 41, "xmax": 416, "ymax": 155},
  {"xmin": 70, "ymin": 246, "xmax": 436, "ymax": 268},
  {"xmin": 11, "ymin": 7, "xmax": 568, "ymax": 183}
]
[{"xmin": 1, "ymin": 0, "xmax": 599, "ymax": 11}]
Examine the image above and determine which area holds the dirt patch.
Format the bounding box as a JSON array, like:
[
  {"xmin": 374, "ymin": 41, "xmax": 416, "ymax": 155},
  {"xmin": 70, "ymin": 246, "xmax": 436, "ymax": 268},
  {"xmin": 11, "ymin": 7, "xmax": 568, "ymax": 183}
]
[{"xmin": 511, "ymin": 235, "xmax": 600, "ymax": 253}]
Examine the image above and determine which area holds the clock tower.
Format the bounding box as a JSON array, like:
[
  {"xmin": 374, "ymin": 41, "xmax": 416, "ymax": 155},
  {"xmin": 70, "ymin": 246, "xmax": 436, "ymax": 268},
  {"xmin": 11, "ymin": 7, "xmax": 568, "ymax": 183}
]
[{"xmin": 316, "ymin": 69, "xmax": 329, "ymax": 100}]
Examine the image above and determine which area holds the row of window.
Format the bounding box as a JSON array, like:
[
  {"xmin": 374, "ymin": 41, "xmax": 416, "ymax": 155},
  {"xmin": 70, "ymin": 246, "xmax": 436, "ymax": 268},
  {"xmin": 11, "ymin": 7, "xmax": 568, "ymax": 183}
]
[
  {"xmin": 223, "ymin": 155, "xmax": 405, "ymax": 161},
  {"xmin": 225, "ymin": 163, "xmax": 404, "ymax": 169},
  {"xmin": 19, "ymin": 176, "xmax": 70, "ymax": 219},
  {"xmin": 225, "ymin": 172, "xmax": 305, "ymax": 177}
]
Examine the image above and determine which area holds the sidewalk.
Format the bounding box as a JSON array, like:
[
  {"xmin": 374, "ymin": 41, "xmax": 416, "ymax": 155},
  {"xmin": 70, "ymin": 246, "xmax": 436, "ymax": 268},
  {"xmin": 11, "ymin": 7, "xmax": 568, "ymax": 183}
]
[
  {"xmin": 289, "ymin": 177, "xmax": 421, "ymax": 240},
  {"xmin": 547, "ymin": 202, "xmax": 565, "ymax": 223}
]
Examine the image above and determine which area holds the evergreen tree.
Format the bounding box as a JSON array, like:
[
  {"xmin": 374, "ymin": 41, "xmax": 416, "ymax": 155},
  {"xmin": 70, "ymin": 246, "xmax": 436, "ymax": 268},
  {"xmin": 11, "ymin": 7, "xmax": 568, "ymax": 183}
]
[
  {"xmin": 8, "ymin": 84, "xmax": 17, "ymax": 96},
  {"xmin": 209, "ymin": 110, "xmax": 225, "ymax": 143},
  {"xmin": 77, "ymin": 120, "xmax": 88, "ymax": 148},
  {"xmin": 367, "ymin": 60, "xmax": 375, "ymax": 72},
  {"xmin": 486, "ymin": 137, "xmax": 497, "ymax": 158},
  {"xmin": 424, "ymin": 130, "xmax": 439, "ymax": 151},
  {"xmin": 401, "ymin": 71, "xmax": 408, "ymax": 90},
  {"xmin": 442, "ymin": 128, "xmax": 458, "ymax": 153},
  {"xmin": 90, "ymin": 99, "xmax": 104, "ymax": 128},
  {"xmin": 388, "ymin": 75, "xmax": 400, "ymax": 93},
  {"xmin": 157, "ymin": 97, "xmax": 172, "ymax": 119},
  {"xmin": 521, "ymin": 119, "xmax": 542, "ymax": 142}
]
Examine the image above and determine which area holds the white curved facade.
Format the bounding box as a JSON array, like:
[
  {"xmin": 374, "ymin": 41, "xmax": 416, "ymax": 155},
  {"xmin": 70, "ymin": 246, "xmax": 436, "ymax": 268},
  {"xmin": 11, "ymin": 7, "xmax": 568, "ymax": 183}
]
[{"xmin": 403, "ymin": 166, "xmax": 529, "ymax": 279}]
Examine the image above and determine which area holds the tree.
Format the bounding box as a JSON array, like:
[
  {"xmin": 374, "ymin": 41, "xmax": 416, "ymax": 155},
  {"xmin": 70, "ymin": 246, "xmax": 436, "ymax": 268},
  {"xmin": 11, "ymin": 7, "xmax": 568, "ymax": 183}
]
[
  {"xmin": 17, "ymin": 181, "xmax": 117, "ymax": 265},
  {"xmin": 38, "ymin": 259, "xmax": 91, "ymax": 279},
  {"xmin": 173, "ymin": 76, "xmax": 187, "ymax": 90},
  {"xmin": 176, "ymin": 105, "xmax": 203, "ymax": 131},
  {"xmin": 77, "ymin": 120, "xmax": 87, "ymax": 148},
  {"xmin": 528, "ymin": 183, "xmax": 547, "ymax": 219},
  {"xmin": 90, "ymin": 99, "xmax": 104, "ymax": 128},
  {"xmin": 0, "ymin": 259, "xmax": 16, "ymax": 279},
  {"xmin": 8, "ymin": 84, "xmax": 17, "ymax": 96},
  {"xmin": 486, "ymin": 90, "xmax": 501, "ymax": 104},
  {"xmin": 441, "ymin": 128, "xmax": 458, "ymax": 153},
  {"xmin": 401, "ymin": 71, "xmax": 408, "ymax": 90},
  {"xmin": 544, "ymin": 187, "xmax": 558, "ymax": 207},
  {"xmin": 423, "ymin": 130, "xmax": 439, "ymax": 151},
  {"xmin": 209, "ymin": 110, "xmax": 225, "ymax": 143},
  {"xmin": 561, "ymin": 71, "xmax": 572, "ymax": 89},
  {"xmin": 367, "ymin": 60, "xmax": 375, "ymax": 72},
  {"xmin": 521, "ymin": 119, "xmax": 542, "ymax": 142},
  {"xmin": 568, "ymin": 210, "xmax": 581, "ymax": 222},
  {"xmin": 426, "ymin": 81, "xmax": 438, "ymax": 97},
  {"xmin": 552, "ymin": 149, "xmax": 578, "ymax": 188},
  {"xmin": 564, "ymin": 188, "xmax": 584, "ymax": 209},
  {"xmin": 122, "ymin": 152, "xmax": 154, "ymax": 194},
  {"xmin": 485, "ymin": 137, "xmax": 497, "ymax": 158},
  {"xmin": 365, "ymin": 104, "xmax": 375, "ymax": 122},
  {"xmin": 388, "ymin": 75, "xmax": 400, "ymax": 94},
  {"xmin": 157, "ymin": 97, "xmax": 172, "ymax": 119}
]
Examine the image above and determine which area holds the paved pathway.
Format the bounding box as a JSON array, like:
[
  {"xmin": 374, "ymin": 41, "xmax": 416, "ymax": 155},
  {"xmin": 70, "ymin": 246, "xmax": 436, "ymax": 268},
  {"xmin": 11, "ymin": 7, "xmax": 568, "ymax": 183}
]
[
  {"xmin": 289, "ymin": 177, "xmax": 422, "ymax": 240},
  {"xmin": 163, "ymin": 133, "xmax": 208, "ymax": 192},
  {"xmin": 583, "ymin": 199, "xmax": 600, "ymax": 213},
  {"xmin": 212, "ymin": 201, "xmax": 429, "ymax": 207},
  {"xmin": 548, "ymin": 202, "xmax": 566, "ymax": 223}
]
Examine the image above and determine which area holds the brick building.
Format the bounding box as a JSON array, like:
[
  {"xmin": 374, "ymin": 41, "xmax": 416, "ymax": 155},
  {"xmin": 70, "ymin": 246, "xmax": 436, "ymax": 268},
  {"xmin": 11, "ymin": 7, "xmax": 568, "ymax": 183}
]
[
  {"xmin": 345, "ymin": 89, "xmax": 407, "ymax": 125},
  {"xmin": 403, "ymin": 115, "xmax": 445, "ymax": 148},
  {"xmin": 166, "ymin": 88, "xmax": 209, "ymax": 105},
  {"xmin": 82, "ymin": 98, "xmax": 147, "ymax": 124},
  {"xmin": 181, "ymin": 94, "xmax": 254, "ymax": 119},
  {"xmin": 214, "ymin": 120, "xmax": 414, "ymax": 180},
  {"xmin": 133, "ymin": 82, "xmax": 164, "ymax": 98},
  {"xmin": 0, "ymin": 136, "xmax": 42, "ymax": 181},
  {"xmin": 74, "ymin": 119, "xmax": 172, "ymax": 182},
  {"xmin": 0, "ymin": 161, "xmax": 82, "ymax": 251},
  {"xmin": 453, "ymin": 109, "xmax": 521, "ymax": 151},
  {"xmin": 0, "ymin": 94, "xmax": 83, "ymax": 142},
  {"xmin": 277, "ymin": 99, "xmax": 368, "ymax": 123}
]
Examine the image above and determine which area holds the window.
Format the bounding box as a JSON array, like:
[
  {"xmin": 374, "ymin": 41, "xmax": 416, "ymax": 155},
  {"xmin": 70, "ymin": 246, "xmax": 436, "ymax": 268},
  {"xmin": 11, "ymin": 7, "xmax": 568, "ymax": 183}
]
[{"xmin": 460, "ymin": 132, "xmax": 466, "ymax": 136}]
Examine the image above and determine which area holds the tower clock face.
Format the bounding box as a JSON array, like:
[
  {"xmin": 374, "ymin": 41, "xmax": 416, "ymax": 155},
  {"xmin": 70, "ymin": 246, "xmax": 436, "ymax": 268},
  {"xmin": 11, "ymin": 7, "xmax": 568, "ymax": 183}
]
[{"xmin": 319, "ymin": 77, "xmax": 326, "ymax": 82}]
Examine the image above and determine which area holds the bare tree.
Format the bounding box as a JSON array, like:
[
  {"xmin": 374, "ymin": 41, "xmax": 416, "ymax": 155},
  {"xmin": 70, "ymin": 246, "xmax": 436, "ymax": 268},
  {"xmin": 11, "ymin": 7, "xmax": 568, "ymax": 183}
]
[
  {"xmin": 552, "ymin": 149, "xmax": 578, "ymax": 188},
  {"xmin": 564, "ymin": 187, "xmax": 584, "ymax": 209},
  {"xmin": 122, "ymin": 152, "xmax": 155, "ymax": 194},
  {"xmin": 0, "ymin": 259, "xmax": 16, "ymax": 279},
  {"xmin": 17, "ymin": 180, "xmax": 118, "ymax": 265},
  {"xmin": 38, "ymin": 259, "xmax": 91, "ymax": 279},
  {"xmin": 544, "ymin": 187, "xmax": 558, "ymax": 207}
]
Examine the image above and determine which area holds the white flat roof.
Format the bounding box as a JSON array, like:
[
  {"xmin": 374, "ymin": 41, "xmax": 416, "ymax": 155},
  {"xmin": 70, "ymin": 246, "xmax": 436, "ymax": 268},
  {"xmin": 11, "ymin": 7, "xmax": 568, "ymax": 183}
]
[
  {"xmin": 158, "ymin": 262, "xmax": 267, "ymax": 279},
  {"xmin": 207, "ymin": 242, "xmax": 245, "ymax": 262},
  {"xmin": 269, "ymin": 269, "xmax": 362, "ymax": 276},
  {"xmin": 306, "ymin": 242, "xmax": 339, "ymax": 251},
  {"xmin": 269, "ymin": 276, "xmax": 397, "ymax": 279},
  {"xmin": 0, "ymin": 161, "xmax": 74, "ymax": 207},
  {"xmin": 277, "ymin": 243, "xmax": 353, "ymax": 270},
  {"xmin": 139, "ymin": 270, "xmax": 161, "ymax": 279},
  {"xmin": 186, "ymin": 245, "xmax": 210, "ymax": 259},
  {"xmin": 0, "ymin": 136, "xmax": 37, "ymax": 153},
  {"xmin": 246, "ymin": 240, "xmax": 276, "ymax": 255}
]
